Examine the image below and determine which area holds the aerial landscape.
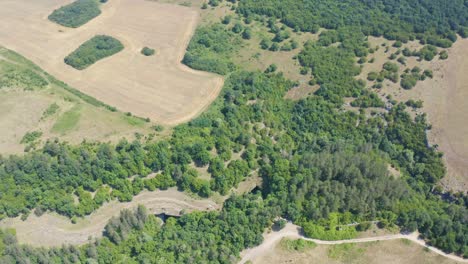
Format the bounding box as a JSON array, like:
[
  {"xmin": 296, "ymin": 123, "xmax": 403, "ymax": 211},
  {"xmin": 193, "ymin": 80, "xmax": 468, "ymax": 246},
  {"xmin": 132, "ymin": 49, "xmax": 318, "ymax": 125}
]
[{"xmin": 0, "ymin": 0, "xmax": 466, "ymax": 263}]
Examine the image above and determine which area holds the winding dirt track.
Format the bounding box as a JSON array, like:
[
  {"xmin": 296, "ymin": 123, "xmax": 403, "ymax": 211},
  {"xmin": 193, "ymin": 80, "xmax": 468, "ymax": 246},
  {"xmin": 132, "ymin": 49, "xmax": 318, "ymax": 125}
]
[
  {"xmin": 0, "ymin": 0, "xmax": 223, "ymax": 125},
  {"xmin": 239, "ymin": 223, "xmax": 468, "ymax": 263},
  {"xmin": 0, "ymin": 189, "xmax": 219, "ymax": 247}
]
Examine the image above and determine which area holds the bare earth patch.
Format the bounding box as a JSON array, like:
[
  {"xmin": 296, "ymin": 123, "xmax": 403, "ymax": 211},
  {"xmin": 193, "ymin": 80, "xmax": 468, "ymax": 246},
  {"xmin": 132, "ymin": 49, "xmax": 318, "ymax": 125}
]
[
  {"xmin": 0, "ymin": 0, "xmax": 223, "ymax": 125},
  {"xmin": 0, "ymin": 188, "xmax": 219, "ymax": 247}
]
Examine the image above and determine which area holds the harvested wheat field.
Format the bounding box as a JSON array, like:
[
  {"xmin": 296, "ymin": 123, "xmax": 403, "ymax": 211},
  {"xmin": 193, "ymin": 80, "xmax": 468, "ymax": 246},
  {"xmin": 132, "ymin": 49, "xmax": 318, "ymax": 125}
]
[
  {"xmin": 0, "ymin": 188, "xmax": 219, "ymax": 247},
  {"xmin": 0, "ymin": 0, "xmax": 223, "ymax": 125}
]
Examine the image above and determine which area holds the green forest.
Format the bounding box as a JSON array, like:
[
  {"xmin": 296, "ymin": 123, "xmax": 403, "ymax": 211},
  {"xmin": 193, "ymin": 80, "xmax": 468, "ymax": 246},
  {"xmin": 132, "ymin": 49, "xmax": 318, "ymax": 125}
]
[
  {"xmin": 48, "ymin": 0, "xmax": 103, "ymax": 28},
  {"xmin": 237, "ymin": 0, "xmax": 468, "ymax": 47},
  {"xmin": 0, "ymin": 0, "xmax": 467, "ymax": 263},
  {"xmin": 64, "ymin": 35, "xmax": 124, "ymax": 70}
]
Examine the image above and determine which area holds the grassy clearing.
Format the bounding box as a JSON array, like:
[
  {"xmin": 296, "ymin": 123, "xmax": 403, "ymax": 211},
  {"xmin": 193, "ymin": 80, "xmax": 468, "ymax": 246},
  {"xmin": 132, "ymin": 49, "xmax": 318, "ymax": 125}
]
[
  {"xmin": 0, "ymin": 57, "xmax": 48, "ymax": 90},
  {"xmin": 41, "ymin": 103, "xmax": 60, "ymax": 119},
  {"xmin": 52, "ymin": 105, "xmax": 82, "ymax": 134}
]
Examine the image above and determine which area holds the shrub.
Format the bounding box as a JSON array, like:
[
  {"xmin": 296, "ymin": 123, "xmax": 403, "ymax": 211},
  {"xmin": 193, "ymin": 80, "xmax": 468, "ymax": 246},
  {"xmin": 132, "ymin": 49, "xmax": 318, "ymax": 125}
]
[
  {"xmin": 141, "ymin": 47, "xmax": 155, "ymax": 56},
  {"xmin": 439, "ymin": 50, "xmax": 448, "ymax": 60},
  {"xmin": 42, "ymin": 103, "xmax": 60, "ymax": 119},
  {"xmin": 20, "ymin": 131, "xmax": 43, "ymax": 144},
  {"xmin": 367, "ymin": 71, "xmax": 379, "ymax": 81},
  {"xmin": 273, "ymin": 219, "xmax": 287, "ymax": 230},
  {"xmin": 356, "ymin": 222, "xmax": 372, "ymax": 231}
]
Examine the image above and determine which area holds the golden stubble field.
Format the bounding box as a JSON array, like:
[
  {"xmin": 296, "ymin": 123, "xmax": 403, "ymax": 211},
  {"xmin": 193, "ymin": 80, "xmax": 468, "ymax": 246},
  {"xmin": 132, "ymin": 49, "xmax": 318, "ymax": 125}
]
[{"xmin": 0, "ymin": 0, "xmax": 223, "ymax": 125}]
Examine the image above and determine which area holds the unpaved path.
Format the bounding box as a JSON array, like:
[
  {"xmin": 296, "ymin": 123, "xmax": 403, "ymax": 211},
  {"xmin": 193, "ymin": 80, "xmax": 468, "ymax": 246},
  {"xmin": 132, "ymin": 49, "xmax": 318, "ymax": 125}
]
[
  {"xmin": 0, "ymin": 188, "xmax": 219, "ymax": 247},
  {"xmin": 239, "ymin": 223, "xmax": 468, "ymax": 263}
]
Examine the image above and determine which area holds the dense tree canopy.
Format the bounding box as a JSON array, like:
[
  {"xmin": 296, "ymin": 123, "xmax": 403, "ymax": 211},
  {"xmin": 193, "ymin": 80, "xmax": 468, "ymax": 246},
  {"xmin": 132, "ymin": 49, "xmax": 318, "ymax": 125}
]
[
  {"xmin": 183, "ymin": 23, "xmax": 241, "ymax": 75},
  {"xmin": 64, "ymin": 35, "xmax": 124, "ymax": 70},
  {"xmin": 237, "ymin": 0, "xmax": 468, "ymax": 47},
  {"xmin": 48, "ymin": 0, "xmax": 102, "ymax": 28}
]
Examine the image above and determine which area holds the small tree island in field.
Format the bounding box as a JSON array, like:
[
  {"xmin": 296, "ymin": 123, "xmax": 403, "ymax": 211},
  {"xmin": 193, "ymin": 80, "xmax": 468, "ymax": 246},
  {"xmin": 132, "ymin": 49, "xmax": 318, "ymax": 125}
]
[
  {"xmin": 64, "ymin": 35, "xmax": 124, "ymax": 70},
  {"xmin": 141, "ymin": 47, "xmax": 156, "ymax": 56}
]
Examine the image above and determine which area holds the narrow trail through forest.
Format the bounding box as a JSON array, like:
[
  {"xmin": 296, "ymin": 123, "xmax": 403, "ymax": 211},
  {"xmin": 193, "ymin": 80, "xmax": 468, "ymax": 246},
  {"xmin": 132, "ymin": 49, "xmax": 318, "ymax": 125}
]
[{"xmin": 239, "ymin": 223, "xmax": 468, "ymax": 263}]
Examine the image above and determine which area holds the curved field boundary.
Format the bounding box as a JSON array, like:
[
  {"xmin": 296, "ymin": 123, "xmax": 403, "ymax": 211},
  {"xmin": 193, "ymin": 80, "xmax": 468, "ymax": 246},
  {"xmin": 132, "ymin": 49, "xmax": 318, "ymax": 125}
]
[
  {"xmin": 240, "ymin": 223, "xmax": 468, "ymax": 263},
  {"xmin": 0, "ymin": 0, "xmax": 224, "ymax": 125},
  {"xmin": 0, "ymin": 188, "xmax": 219, "ymax": 247}
]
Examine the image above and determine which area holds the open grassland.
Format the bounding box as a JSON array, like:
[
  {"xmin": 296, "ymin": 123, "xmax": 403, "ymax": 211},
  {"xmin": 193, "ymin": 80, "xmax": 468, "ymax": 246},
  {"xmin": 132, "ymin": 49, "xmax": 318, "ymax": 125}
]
[
  {"xmin": 254, "ymin": 238, "xmax": 461, "ymax": 264},
  {"xmin": 0, "ymin": 47, "xmax": 151, "ymax": 154},
  {"xmin": 0, "ymin": 0, "xmax": 223, "ymax": 125}
]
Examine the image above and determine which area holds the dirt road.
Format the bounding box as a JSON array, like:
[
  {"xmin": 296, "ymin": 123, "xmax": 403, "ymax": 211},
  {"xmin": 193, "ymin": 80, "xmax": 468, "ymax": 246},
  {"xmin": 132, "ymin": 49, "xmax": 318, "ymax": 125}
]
[
  {"xmin": 239, "ymin": 223, "xmax": 467, "ymax": 263},
  {"xmin": 0, "ymin": 188, "xmax": 219, "ymax": 247}
]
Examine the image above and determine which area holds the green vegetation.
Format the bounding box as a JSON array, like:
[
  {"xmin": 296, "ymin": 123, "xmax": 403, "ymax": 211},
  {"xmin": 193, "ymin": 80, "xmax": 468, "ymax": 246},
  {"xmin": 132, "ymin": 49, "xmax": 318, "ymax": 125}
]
[
  {"xmin": 0, "ymin": 0, "xmax": 467, "ymax": 262},
  {"xmin": 183, "ymin": 23, "xmax": 241, "ymax": 75},
  {"xmin": 351, "ymin": 91, "xmax": 385, "ymax": 108},
  {"xmin": 280, "ymin": 238, "xmax": 317, "ymax": 252},
  {"xmin": 0, "ymin": 62, "xmax": 48, "ymax": 90},
  {"xmin": 20, "ymin": 131, "xmax": 42, "ymax": 145},
  {"xmin": 48, "ymin": 0, "xmax": 102, "ymax": 28},
  {"xmin": 141, "ymin": 47, "xmax": 155, "ymax": 56},
  {"xmin": 64, "ymin": 35, "xmax": 124, "ymax": 70},
  {"xmin": 51, "ymin": 106, "xmax": 82, "ymax": 134},
  {"xmin": 440, "ymin": 50, "xmax": 449, "ymax": 60},
  {"xmin": 41, "ymin": 103, "xmax": 60, "ymax": 119},
  {"xmin": 237, "ymin": 0, "xmax": 467, "ymax": 48}
]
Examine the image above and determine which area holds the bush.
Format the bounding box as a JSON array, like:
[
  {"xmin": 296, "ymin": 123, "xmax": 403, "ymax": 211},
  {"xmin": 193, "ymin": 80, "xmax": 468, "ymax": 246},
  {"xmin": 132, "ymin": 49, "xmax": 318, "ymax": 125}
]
[
  {"xmin": 64, "ymin": 35, "xmax": 124, "ymax": 70},
  {"xmin": 20, "ymin": 131, "xmax": 42, "ymax": 144},
  {"xmin": 141, "ymin": 47, "xmax": 155, "ymax": 56},
  {"xmin": 401, "ymin": 74, "xmax": 419, "ymax": 89},
  {"xmin": 405, "ymin": 99, "xmax": 423, "ymax": 108},
  {"xmin": 439, "ymin": 50, "xmax": 448, "ymax": 60},
  {"xmin": 273, "ymin": 219, "xmax": 287, "ymax": 230},
  {"xmin": 48, "ymin": 0, "xmax": 101, "ymax": 28},
  {"xmin": 367, "ymin": 71, "xmax": 379, "ymax": 81}
]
